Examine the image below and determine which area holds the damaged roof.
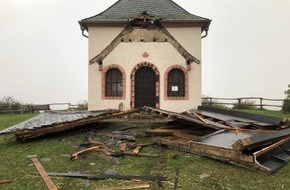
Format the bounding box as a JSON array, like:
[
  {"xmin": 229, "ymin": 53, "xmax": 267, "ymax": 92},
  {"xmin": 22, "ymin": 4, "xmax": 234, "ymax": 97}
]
[
  {"xmin": 0, "ymin": 110, "xmax": 117, "ymax": 135},
  {"xmin": 1, "ymin": 106, "xmax": 289, "ymax": 173},
  {"xmin": 79, "ymin": 0, "xmax": 211, "ymax": 27},
  {"xmin": 146, "ymin": 106, "xmax": 290, "ymax": 173}
]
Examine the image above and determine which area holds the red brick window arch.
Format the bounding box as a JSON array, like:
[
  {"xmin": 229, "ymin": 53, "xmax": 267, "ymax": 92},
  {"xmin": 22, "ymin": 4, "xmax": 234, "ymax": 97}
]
[
  {"xmin": 164, "ymin": 65, "xmax": 189, "ymax": 100},
  {"xmin": 102, "ymin": 64, "xmax": 126, "ymax": 100}
]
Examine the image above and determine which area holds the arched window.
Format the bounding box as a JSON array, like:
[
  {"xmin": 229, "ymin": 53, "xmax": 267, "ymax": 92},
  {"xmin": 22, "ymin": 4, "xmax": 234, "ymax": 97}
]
[
  {"xmin": 105, "ymin": 68, "xmax": 123, "ymax": 97},
  {"xmin": 167, "ymin": 68, "xmax": 185, "ymax": 97}
]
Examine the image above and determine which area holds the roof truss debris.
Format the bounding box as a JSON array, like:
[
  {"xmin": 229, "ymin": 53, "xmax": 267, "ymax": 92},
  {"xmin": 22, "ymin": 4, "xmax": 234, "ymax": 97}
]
[
  {"xmin": 1, "ymin": 106, "xmax": 289, "ymax": 173},
  {"xmin": 144, "ymin": 106, "xmax": 290, "ymax": 173}
]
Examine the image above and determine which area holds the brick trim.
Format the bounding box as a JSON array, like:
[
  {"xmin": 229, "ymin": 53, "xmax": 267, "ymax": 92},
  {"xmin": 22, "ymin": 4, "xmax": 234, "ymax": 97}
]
[
  {"xmin": 130, "ymin": 62, "xmax": 160, "ymax": 109},
  {"xmin": 164, "ymin": 65, "xmax": 189, "ymax": 100},
  {"xmin": 101, "ymin": 64, "xmax": 126, "ymax": 100}
]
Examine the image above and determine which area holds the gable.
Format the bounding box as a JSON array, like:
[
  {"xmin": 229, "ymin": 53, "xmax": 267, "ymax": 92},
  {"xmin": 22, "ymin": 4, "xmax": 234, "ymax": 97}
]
[{"xmin": 89, "ymin": 22, "xmax": 200, "ymax": 65}]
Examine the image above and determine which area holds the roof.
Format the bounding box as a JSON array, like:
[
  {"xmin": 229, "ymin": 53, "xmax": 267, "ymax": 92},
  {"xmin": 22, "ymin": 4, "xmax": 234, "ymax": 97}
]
[
  {"xmin": 0, "ymin": 110, "xmax": 117, "ymax": 135},
  {"xmin": 79, "ymin": 0, "xmax": 211, "ymax": 28}
]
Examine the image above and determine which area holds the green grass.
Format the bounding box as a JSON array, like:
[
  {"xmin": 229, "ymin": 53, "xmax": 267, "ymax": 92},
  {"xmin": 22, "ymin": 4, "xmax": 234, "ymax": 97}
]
[
  {"xmin": 235, "ymin": 109, "xmax": 290, "ymax": 119},
  {"xmin": 0, "ymin": 111, "xmax": 290, "ymax": 190},
  {"xmin": 0, "ymin": 113, "xmax": 39, "ymax": 130}
]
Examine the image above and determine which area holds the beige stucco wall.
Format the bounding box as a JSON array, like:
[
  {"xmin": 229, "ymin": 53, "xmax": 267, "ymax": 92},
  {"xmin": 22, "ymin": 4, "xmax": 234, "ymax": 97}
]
[{"xmin": 88, "ymin": 26, "xmax": 202, "ymax": 112}]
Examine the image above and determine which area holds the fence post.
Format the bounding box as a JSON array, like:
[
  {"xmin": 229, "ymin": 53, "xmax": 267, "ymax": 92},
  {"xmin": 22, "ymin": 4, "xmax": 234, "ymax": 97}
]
[
  {"xmin": 259, "ymin": 98, "xmax": 263, "ymax": 109},
  {"xmin": 237, "ymin": 98, "xmax": 241, "ymax": 109}
]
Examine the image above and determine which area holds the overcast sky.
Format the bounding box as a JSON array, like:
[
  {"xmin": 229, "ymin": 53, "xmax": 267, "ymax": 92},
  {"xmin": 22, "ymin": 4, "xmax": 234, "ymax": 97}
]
[{"xmin": 0, "ymin": 0, "xmax": 289, "ymax": 105}]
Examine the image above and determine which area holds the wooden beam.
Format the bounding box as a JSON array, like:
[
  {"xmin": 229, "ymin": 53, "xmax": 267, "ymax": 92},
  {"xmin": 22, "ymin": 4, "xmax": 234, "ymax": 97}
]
[
  {"xmin": 31, "ymin": 158, "xmax": 58, "ymax": 190},
  {"xmin": 189, "ymin": 111, "xmax": 209, "ymax": 125}
]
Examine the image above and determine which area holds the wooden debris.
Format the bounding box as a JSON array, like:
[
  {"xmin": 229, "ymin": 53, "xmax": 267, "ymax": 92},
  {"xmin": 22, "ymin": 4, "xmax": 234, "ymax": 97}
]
[
  {"xmin": 71, "ymin": 146, "xmax": 101, "ymax": 160},
  {"xmin": 106, "ymin": 133, "xmax": 136, "ymax": 141},
  {"xmin": 133, "ymin": 146, "xmax": 142, "ymax": 154},
  {"xmin": 31, "ymin": 157, "xmax": 58, "ymax": 190},
  {"xmin": 189, "ymin": 111, "xmax": 209, "ymax": 125},
  {"xmin": 119, "ymin": 142, "xmax": 127, "ymax": 151},
  {"xmin": 71, "ymin": 142, "xmax": 161, "ymax": 159},
  {"xmin": 0, "ymin": 179, "xmax": 12, "ymax": 184},
  {"xmin": 94, "ymin": 184, "xmax": 150, "ymax": 190}
]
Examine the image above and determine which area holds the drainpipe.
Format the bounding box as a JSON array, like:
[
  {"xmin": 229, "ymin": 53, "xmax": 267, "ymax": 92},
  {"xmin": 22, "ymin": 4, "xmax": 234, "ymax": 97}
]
[
  {"xmin": 201, "ymin": 27, "xmax": 209, "ymax": 38},
  {"xmin": 80, "ymin": 26, "xmax": 88, "ymax": 38},
  {"xmin": 81, "ymin": 28, "xmax": 89, "ymax": 38}
]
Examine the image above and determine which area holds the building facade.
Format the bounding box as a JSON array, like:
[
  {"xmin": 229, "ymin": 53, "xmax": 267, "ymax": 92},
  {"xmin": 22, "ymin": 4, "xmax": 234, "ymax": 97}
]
[{"xmin": 79, "ymin": 0, "xmax": 211, "ymax": 112}]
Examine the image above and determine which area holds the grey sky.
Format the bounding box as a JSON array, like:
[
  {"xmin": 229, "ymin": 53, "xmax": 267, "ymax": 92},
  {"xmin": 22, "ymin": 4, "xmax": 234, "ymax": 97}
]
[{"xmin": 0, "ymin": 0, "xmax": 289, "ymax": 105}]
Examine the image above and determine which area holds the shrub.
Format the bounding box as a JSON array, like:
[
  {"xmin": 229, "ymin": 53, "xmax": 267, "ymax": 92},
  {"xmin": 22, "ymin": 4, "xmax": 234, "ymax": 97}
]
[
  {"xmin": 0, "ymin": 96, "xmax": 23, "ymax": 113},
  {"xmin": 282, "ymin": 84, "xmax": 290, "ymax": 113},
  {"xmin": 76, "ymin": 100, "xmax": 88, "ymax": 110},
  {"xmin": 0, "ymin": 96, "xmax": 22, "ymax": 110},
  {"xmin": 202, "ymin": 97, "xmax": 227, "ymax": 108},
  {"xmin": 233, "ymin": 99, "xmax": 256, "ymax": 109}
]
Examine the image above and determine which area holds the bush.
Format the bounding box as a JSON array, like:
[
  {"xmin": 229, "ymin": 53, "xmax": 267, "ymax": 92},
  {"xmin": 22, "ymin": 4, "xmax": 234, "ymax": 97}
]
[
  {"xmin": 76, "ymin": 100, "xmax": 88, "ymax": 110},
  {"xmin": 282, "ymin": 84, "xmax": 290, "ymax": 113},
  {"xmin": 0, "ymin": 96, "xmax": 23, "ymax": 112},
  {"xmin": 202, "ymin": 97, "xmax": 227, "ymax": 108},
  {"xmin": 233, "ymin": 99, "xmax": 256, "ymax": 109}
]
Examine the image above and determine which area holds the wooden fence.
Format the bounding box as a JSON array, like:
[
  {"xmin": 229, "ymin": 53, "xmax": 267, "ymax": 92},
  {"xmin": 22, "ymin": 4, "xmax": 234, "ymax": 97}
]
[
  {"xmin": 0, "ymin": 98, "xmax": 284, "ymax": 113},
  {"xmin": 0, "ymin": 103, "xmax": 85, "ymax": 114},
  {"xmin": 202, "ymin": 97, "xmax": 284, "ymax": 109}
]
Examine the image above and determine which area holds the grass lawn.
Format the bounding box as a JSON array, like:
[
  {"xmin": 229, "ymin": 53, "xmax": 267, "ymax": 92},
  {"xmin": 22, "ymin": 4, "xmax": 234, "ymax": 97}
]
[{"xmin": 0, "ymin": 111, "xmax": 290, "ymax": 190}]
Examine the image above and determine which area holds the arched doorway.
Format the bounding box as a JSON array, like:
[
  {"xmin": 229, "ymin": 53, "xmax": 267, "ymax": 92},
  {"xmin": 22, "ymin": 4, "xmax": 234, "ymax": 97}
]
[{"xmin": 131, "ymin": 62, "xmax": 159, "ymax": 109}]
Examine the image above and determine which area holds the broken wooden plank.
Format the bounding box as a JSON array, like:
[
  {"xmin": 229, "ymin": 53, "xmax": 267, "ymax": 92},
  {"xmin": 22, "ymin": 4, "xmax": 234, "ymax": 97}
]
[
  {"xmin": 189, "ymin": 111, "xmax": 209, "ymax": 125},
  {"xmin": 71, "ymin": 146, "xmax": 100, "ymax": 160},
  {"xmin": 0, "ymin": 179, "xmax": 12, "ymax": 184},
  {"xmin": 119, "ymin": 142, "xmax": 127, "ymax": 152},
  {"xmin": 133, "ymin": 146, "xmax": 142, "ymax": 154},
  {"xmin": 31, "ymin": 157, "xmax": 58, "ymax": 190},
  {"xmin": 94, "ymin": 184, "xmax": 150, "ymax": 190}
]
